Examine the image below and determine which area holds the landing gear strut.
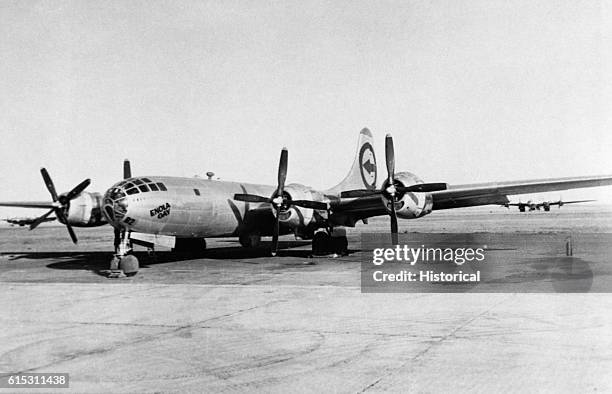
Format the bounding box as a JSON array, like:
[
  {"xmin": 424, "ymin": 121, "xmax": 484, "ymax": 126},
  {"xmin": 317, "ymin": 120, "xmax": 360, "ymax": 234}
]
[
  {"xmin": 108, "ymin": 228, "xmax": 139, "ymax": 277},
  {"xmin": 312, "ymin": 228, "xmax": 348, "ymax": 256}
]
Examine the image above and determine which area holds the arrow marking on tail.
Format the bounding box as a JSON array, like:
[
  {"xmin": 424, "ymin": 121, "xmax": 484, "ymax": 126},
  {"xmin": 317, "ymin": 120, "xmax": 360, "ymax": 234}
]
[{"xmin": 359, "ymin": 143, "xmax": 377, "ymax": 189}]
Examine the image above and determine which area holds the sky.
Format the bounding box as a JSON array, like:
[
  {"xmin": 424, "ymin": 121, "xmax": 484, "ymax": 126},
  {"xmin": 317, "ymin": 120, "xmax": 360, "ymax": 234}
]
[{"xmin": 1, "ymin": 0, "xmax": 611, "ymax": 217}]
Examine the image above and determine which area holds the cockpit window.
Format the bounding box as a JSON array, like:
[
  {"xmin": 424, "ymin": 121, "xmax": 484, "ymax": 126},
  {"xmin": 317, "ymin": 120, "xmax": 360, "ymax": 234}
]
[
  {"xmin": 126, "ymin": 188, "xmax": 139, "ymax": 195},
  {"xmin": 156, "ymin": 182, "xmax": 167, "ymax": 191},
  {"xmin": 133, "ymin": 179, "xmax": 144, "ymax": 185},
  {"xmin": 124, "ymin": 182, "xmax": 134, "ymax": 189},
  {"xmin": 149, "ymin": 183, "xmax": 159, "ymax": 191},
  {"xmin": 109, "ymin": 188, "xmax": 126, "ymax": 201},
  {"xmin": 138, "ymin": 184, "xmax": 149, "ymax": 192},
  {"xmin": 141, "ymin": 178, "xmax": 152, "ymax": 183}
]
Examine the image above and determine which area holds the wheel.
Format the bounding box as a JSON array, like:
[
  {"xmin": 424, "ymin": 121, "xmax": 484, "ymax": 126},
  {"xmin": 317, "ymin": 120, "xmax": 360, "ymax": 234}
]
[
  {"xmin": 119, "ymin": 255, "xmax": 139, "ymax": 276},
  {"xmin": 173, "ymin": 238, "xmax": 207, "ymax": 256},
  {"xmin": 332, "ymin": 236, "xmax": 348, "ymax": 255},
  {"xmin": 109, "ymin": 256, "xmax": 120, "ymax": 270},
  {"xmin": 239, "ymin": 232, "xmax": 261, "ymax": 248},
  {"xmin": 312, "ymin": 232, "xmax": 331, "ymax": 255}
]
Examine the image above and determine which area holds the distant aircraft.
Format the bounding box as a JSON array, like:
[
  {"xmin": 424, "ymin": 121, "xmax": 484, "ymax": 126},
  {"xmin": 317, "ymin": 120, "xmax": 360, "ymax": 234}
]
[
  {"xmin": 503, "ymin": 199, "xmax": 595, "ymax": 212},
  {"xmin": 2, "ymin": 128, "xmax": 612, "ymax": 275},
  {"xmin": 4, "ymin": 216, "xmax": 56, "ymax": 227}
]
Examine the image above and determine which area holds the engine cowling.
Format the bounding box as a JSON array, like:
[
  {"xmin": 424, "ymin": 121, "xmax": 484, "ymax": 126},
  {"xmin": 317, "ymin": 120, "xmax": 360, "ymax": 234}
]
[
  {"xmin": 276, "ymin": 183, "xmax": 320, "ymax": 227},
  {"xmin": 381, "ymin": 172, "xmax": 433, "ymax": 219},
  {"xmin": 64, "ymin": 192, "xmax": 107, "ymax": 227}
]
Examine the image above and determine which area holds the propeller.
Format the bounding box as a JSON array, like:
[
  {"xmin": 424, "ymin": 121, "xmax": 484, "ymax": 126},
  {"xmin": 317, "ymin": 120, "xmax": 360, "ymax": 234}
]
[
  {"xmin": 29, "ymin": 168, "xmax": 91, "ymax": 244},
  {"xmin": 233, "ymin": 148, "xmax": 329, "ymax": 256},
  {"xmin": 340, "ymin": 134, "xmax": 447, "ymax": 245}
]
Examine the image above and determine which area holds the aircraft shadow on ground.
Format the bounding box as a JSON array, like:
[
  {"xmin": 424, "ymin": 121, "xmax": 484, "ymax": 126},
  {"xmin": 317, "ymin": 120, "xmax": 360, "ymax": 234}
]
[{"xmin": 4, "ymin": 240, "xmax": 318, "ymax": 275}]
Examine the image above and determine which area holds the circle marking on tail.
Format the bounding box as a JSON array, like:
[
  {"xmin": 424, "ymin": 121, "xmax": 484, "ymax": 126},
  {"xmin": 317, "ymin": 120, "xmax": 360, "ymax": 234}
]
[{"xmin": 359, "ymin": 142, "xmax": 377, "ymax": 189}]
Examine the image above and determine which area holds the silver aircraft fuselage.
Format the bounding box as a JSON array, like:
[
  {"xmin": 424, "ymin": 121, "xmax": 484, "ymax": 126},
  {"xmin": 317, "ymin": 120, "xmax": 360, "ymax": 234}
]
[{"xmin": 102, "ymin": 176, "xmax": 278, "ymax": 238}]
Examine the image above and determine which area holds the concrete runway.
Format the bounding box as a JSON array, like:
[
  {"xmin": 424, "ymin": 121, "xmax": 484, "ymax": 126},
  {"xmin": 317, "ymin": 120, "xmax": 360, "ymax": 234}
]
[{"xmin": 1, "ymin": 207, "xmax": 612, "ymax": 392}]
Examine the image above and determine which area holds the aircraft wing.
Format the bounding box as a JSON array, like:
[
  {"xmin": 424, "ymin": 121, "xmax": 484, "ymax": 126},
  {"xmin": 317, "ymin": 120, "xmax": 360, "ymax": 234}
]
[
  {"xmin": 328, "ymin": 175, "xmax": 612, "ymax": 222},
  {"xmin": 5, "ymin": 216, "xmax": 56, "ymax": 226},
  {"xmin": 432, "ymin": 175, "xmax": 612, "ymax": 210},
  {"xmin": 548, "ymin": 199, "xmax": 596, "ymax": 206},
  {"xmin": 0, "ymin": 201, "xmax": 56, "ymax": 209}
]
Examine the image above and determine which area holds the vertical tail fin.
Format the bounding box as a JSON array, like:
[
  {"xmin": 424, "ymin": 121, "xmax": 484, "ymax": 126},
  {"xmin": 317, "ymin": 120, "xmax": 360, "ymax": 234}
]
[{"xmin": 325, "ymin": 128, "xmax": 377, "ymax": 195}]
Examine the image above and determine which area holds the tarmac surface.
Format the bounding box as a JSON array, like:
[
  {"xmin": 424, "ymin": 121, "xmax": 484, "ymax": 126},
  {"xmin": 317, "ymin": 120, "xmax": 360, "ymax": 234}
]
[{"xmin": 1, "ymin": 206, "xmax": 612, "ymax": 392}]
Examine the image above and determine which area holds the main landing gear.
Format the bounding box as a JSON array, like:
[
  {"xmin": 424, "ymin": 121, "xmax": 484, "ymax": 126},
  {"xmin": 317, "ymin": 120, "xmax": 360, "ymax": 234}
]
[
  {"xmin": 311, "ymin": 228, "xmax": 348, "ymax": 256},
  {"xmin": 239, "ymin": 232, "xmax": 261, "ymax": 248},
  {"xmin": 107, "ymin": 228, "xmax": 139, "ymax": 277}
]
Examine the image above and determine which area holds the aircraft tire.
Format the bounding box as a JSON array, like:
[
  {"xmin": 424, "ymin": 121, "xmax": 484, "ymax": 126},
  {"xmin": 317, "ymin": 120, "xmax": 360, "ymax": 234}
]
[
  {"xmin": 312, "ymin": 232, "xmax": 331, "ymax": 255},
  {"xmin": 332, "ymin": 236, "xmax": 349, "ymax": 255},
  {"xmin": 120, "ymin": 255, "xmax": 139, "ymax": 276},
  {"xmin": 173, "ymin": 238, "xmax": 207, "ymax": 256},
  {"xmin": 312, "ymin": 232, "xmax": 348, "ymax": 255},
  {"xmin": 239, "ymin": 233, "xmax": 261, "ymax": 248}
]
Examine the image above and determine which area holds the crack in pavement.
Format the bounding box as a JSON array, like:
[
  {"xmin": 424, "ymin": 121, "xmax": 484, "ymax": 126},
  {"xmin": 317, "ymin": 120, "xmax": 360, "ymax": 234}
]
[
  {"xmin": 357, "ymin": 294, "xmax": 516, "ymax": 393},
  {"xmin": 2, "ymin": 299, "xmax": 287, "ymax": 376}
]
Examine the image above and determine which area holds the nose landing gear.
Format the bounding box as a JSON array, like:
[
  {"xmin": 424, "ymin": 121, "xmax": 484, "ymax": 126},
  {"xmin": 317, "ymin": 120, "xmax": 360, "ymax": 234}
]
[{"xmin": 105, "ymin": 228, "xmax": 139, "ymax": 278}]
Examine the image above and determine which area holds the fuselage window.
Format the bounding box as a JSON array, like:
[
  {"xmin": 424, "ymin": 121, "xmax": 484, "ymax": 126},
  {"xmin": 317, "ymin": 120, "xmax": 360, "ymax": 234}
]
[
  {"xmin": 157, "ymin": 182, "xmax": 167, "ymax": 191},
  {"xmin": 138, "ymin": 184, "xmax": 149, "ymax": 192},
  {"xmin": 149, "ymin": 183, "xmax": 159, "ymax": 191},
  {"xmin": 126, "ymin": 188, "xmax": 139, "ymax": 195},
  {"xmin": 194, "ymin": 188, "xmax": 200, "ymax": 196}
]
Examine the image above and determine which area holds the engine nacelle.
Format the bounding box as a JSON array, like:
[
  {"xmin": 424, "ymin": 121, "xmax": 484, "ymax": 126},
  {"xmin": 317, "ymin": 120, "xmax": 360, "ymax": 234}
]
[
  {"xmin": 64, "ymin": 192, "xmax": 107, "ymax": 227},
  {"xmin": 276, "ymin": 183, "xmax": 319, "ymax": 227},
  {"xmin": 381, "ymin": 172, "xmax": 433, "ymax": 219}
]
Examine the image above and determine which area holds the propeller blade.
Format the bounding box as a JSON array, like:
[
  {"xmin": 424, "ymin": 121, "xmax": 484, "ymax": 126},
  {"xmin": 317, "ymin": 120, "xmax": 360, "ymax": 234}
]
[
  {"xmin": 291, "ymin": 200, "xmax": 329, "ymax": 210},
  {"xmin": 123, "ymin": 159, "xmax": 132, "ymax": 179},
  {"xmin": 54, "ymin": 208, "xmax": 78, "ymax": 244},
  {"xmin": 271, "ymin": 206, "xmax": 280, "ymax": 256},
  {"xmin": 340, "ymin": 189, "xmax": 381, "ymax": 198},
  {"xmin": 396, "ymin": 182, "xmax": 448, "ymax": 193},
  {"xmin": 277, "ymin": 148, "xmax": 288, "ymax": 196},
  {"xmin": 29, "ymin": 209, "xmax": 55, "ymax": 230},
  {"xmin": 65, "ymin": 222, "xmax": 78, "ymax": 244},
  {"xmin": 233, "ymin": 194, "xmax": 271, "ymax": 203},
  {"xmin": 40, "ymin": 168, "xmax": 59, "ymax": 202},
  {"xmin": 389, "ymin": 200, "xmax": 398, "ymax": 245},
  {"xmin": 64, "ymin": 179, "xmax": 91, "ymax": 201},
  {"xmin": 385, "ymin": 133, "xmax": 395, "ymax": 183}
]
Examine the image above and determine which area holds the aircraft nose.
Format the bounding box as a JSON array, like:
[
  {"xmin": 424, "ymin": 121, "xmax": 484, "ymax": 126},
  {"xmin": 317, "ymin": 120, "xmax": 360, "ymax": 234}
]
[{"xmin": 102, "ymin": 186, "xmax": 129, "ymax": 225}]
